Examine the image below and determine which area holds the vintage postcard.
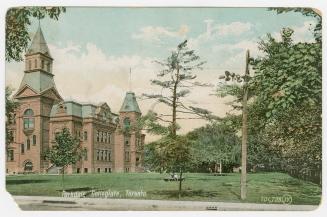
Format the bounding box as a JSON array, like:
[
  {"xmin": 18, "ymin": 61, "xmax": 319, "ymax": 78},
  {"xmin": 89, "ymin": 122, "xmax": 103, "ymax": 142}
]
[{"xmin": 3, "ymin": 5, "xmax": 323, "ymax": 212}]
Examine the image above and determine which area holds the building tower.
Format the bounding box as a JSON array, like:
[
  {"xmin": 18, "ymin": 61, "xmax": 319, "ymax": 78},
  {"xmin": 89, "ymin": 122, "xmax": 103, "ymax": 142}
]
[
  {"xmin": 114, "ymin": 92, "xmax": 145, "ymax": 172},
  {"xmin": 7, "ymin": 25, "xmax": 62, "ymax": 174}
]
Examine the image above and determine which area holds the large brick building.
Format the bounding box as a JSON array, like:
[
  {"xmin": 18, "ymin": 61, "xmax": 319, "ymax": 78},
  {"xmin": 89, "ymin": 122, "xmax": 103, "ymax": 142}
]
[{"xmin": 6, "ymin": 26, "xmax": 145, "ymax": 174}]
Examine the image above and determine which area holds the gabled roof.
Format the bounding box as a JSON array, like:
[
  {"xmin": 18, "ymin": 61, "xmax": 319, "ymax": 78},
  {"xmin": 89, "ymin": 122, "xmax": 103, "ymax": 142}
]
[
  {"xmin": 119, "ymin": 92, "xmax": 141, "ymax": 113},
  {"xmin": 26, "ymin": 25, "xmax": 51, "ymax": 57}
]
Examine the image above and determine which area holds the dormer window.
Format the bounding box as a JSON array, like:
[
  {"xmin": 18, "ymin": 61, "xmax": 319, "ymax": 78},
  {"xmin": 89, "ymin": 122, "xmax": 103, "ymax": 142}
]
[{"xmin": 23, "ymin": 109, "xmax": 34, "ymax": 129}]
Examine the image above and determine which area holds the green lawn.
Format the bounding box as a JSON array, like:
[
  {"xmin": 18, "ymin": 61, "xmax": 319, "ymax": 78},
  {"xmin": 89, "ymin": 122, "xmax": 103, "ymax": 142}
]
[{"xmin": 6, "ymin": 172, "xmax": 321, "ymax": 205}]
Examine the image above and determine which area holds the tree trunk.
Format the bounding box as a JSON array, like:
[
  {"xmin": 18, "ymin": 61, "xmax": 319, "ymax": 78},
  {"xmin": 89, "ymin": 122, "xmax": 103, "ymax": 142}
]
[
  {"xmin": 219, "ymin": 159, "xmax": 222, "ymax": 174},
  {"xmin": 241, "ymin": 50, "xmax": 250, "ymax": 200},
  {"xmin": 61, "ymin": 166, "xmax": 65, "ymax": 192},
  {"xmin": 178, "ymin": 168, "xmax": 183, "ymax": 199},
  {"xmin": 171, "ymin": 67, "xmax": 179, "ymax": 137}
]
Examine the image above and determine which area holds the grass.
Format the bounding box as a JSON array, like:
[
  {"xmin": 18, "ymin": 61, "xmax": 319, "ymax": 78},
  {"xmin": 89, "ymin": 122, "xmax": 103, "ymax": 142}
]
[{"xmin": 6, "ymin": 172, "xmax": 321, "ymax": 205}]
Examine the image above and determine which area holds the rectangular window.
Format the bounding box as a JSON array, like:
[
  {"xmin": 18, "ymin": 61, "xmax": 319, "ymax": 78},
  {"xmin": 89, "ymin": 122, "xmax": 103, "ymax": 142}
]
[
  {"xmin": 7, "ymin": 150, "xmax": 14, "ymax": 161},
  {"xmin": 124, "ymin": 137, "xmax": 130, "ymax": 146},
  {"xmin": 33, "ymin": 135, "xmax": 36, "ymax": 145},
  {"xmin": 125, "ymin": 151, "xmax": 130, "ymax": 162},
  {"xmin": 24, "ymin": 118, "xmax": 34, "ymax": 129},
  {"xmin": 108, "ymin": 151, "xmax": 111, "ymax": 162},
  {"xmin": 26, "ymin": 139, "xmax": 30, "ymax": 150},
  {"xmin": 108, "ymin": 133, "xmax": 111, "ymax": 144},
  {"xmin": 84, "ymin": 168, "xmax": 88, "ymax": 173},
  {"xmin": 97, "ymin": 168, "xmax": 100, "ymax": 173},
  {"xmin": 84, "ymin": 149, "xmax": 88, "ymax": 161},
  {"xmin": 29, "ymin": 118, "xmax": 34, "ymax": 128},
  {"xmin": 105, "ymin": 168, "xmax": 108, "ymax": 173},
  {"xmin": 104, "ymin": 132, "xmax": 107, "ymax": 143},
  {"xmin": 109, "ymin": 168, "xmax": 112, "ymax": 173},
  {"xmin": 41, "ymin": 60, "xmax": 44, "ymax": 69},
  {"xmin": 96, "ymin": 131, "xmax": 99, "ymax": 142},
  {"xmin": 21, "ymin": 144, "xmax": 24, "ymax": 154},
  {"xmin": 96, "ymin": 150, "xmax": 99, "ymax": 161},
  {"xmin": 100, "ymin": 132, "xmax": 103, "ymax": 143},
  {"xmin": 24, "ymin": 119, "xmax": 29, "ymax": 129},
  {"xmin": 84, "ymin": 131, "xmax": 88, "ymax": 141},
  {"xmin": 77, "ymin": 168, "xmax": 80, "ymax": 173},
  {"xmin": 104, "ymin": 150, "xmax": 107, "ymax": 161}
]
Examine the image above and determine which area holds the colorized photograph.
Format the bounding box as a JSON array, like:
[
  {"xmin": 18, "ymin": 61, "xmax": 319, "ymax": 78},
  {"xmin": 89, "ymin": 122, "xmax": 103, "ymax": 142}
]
[{"xmin": 5, "ymin": 7, "xmax": 322, "ymax": 211}]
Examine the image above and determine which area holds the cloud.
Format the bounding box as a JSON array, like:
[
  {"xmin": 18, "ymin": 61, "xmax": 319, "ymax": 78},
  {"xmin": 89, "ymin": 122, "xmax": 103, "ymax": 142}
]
[
  {"xmin": 6, "ymin": 38, "xmax": 240, "ymax": 142},
  {"xmin": 216, "ymin": 22, "xmax": 253, "ymax": 36},
  {"xmin": 292, "ymin": 20, "xmax": 316, "ymax": 43},
  {"xmin": 188, "ymin": 20, "xmax": 253, "ymax": 50},
  {"xmin": 271, "ymin": 20, "xmax": 316, "ymax": 43},
  {"xmin": 132, "ymin": 25, "xmax": 189, "ymax": 42},
  {"xmin": 6, "ymin": 42, "xmax": 160, "ymax": 113}
]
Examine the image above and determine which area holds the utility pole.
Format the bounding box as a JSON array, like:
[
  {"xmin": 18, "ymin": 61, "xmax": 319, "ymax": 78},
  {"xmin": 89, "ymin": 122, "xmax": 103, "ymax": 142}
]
[{"xmin": 241, "ymin": 49, "xmax": 250, "ymax": 200}]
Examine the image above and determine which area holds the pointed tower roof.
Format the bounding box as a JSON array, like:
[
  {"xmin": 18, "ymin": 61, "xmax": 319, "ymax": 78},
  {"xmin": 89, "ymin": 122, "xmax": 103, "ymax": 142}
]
[
  {"xmin": 119, "ymin": 92, "xmax": 141, "ymax": 113},
  {"xmin": 26, "ymin": 25, "xmax": 51, "ymax": 57}
]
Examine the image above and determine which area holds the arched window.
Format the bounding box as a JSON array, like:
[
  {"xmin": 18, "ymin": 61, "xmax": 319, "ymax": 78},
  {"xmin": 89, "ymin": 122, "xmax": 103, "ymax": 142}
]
[
  {"xmin": 24, "ymin": 161, "xmax": 33, "ymax": 171},
  {"xmin": 23, "ymin": 109, "xmax": 34, "ymax": 129},
  {"xmin": 123, "ymin": 118, "xmax": 130, "ymax": 130}
]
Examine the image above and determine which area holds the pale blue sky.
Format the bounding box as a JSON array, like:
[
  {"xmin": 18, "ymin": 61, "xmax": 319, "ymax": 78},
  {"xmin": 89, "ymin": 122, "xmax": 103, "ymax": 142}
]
[
  {"xmin": 7, "ymin": 7, "xmax": 317, "ymax": 138},
  {"xmin": 29, "ymin": 7, "xmax": 315, "ymax": 58}
]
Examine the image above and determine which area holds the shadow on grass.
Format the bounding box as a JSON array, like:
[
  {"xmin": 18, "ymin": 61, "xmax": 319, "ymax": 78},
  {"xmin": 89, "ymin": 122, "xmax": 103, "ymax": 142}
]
[
  {"xmin": 64, "ymin": 187, "xmax": 95, "ymax": 192},
  {"xmin": 148, "ymin": 189, "xmax": 220, "ymax": 198},
  {"xmin": 6, "ymin": 179, "xmax": 50, "ymax": 185}
]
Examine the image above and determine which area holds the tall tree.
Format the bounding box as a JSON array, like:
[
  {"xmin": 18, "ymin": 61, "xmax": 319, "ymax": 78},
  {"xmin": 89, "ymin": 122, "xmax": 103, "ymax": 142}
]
[
  {"xmin": 6, "ymin": 6, "xmax": 66, "ymax": 62},
  {"xmin": 250, "ymin": 27, "xmax": 322, "ymax": 171},
  {"xmin": 142, "ymin": 40, "xmax": 212, "ymax": 198},
  {"xmin": 45, "ymin": 128, "xmax": 85, "ymax": 191},
  {"xmin": 143, "ymin": 40, "xmax": 214, "ymax": 136}
]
